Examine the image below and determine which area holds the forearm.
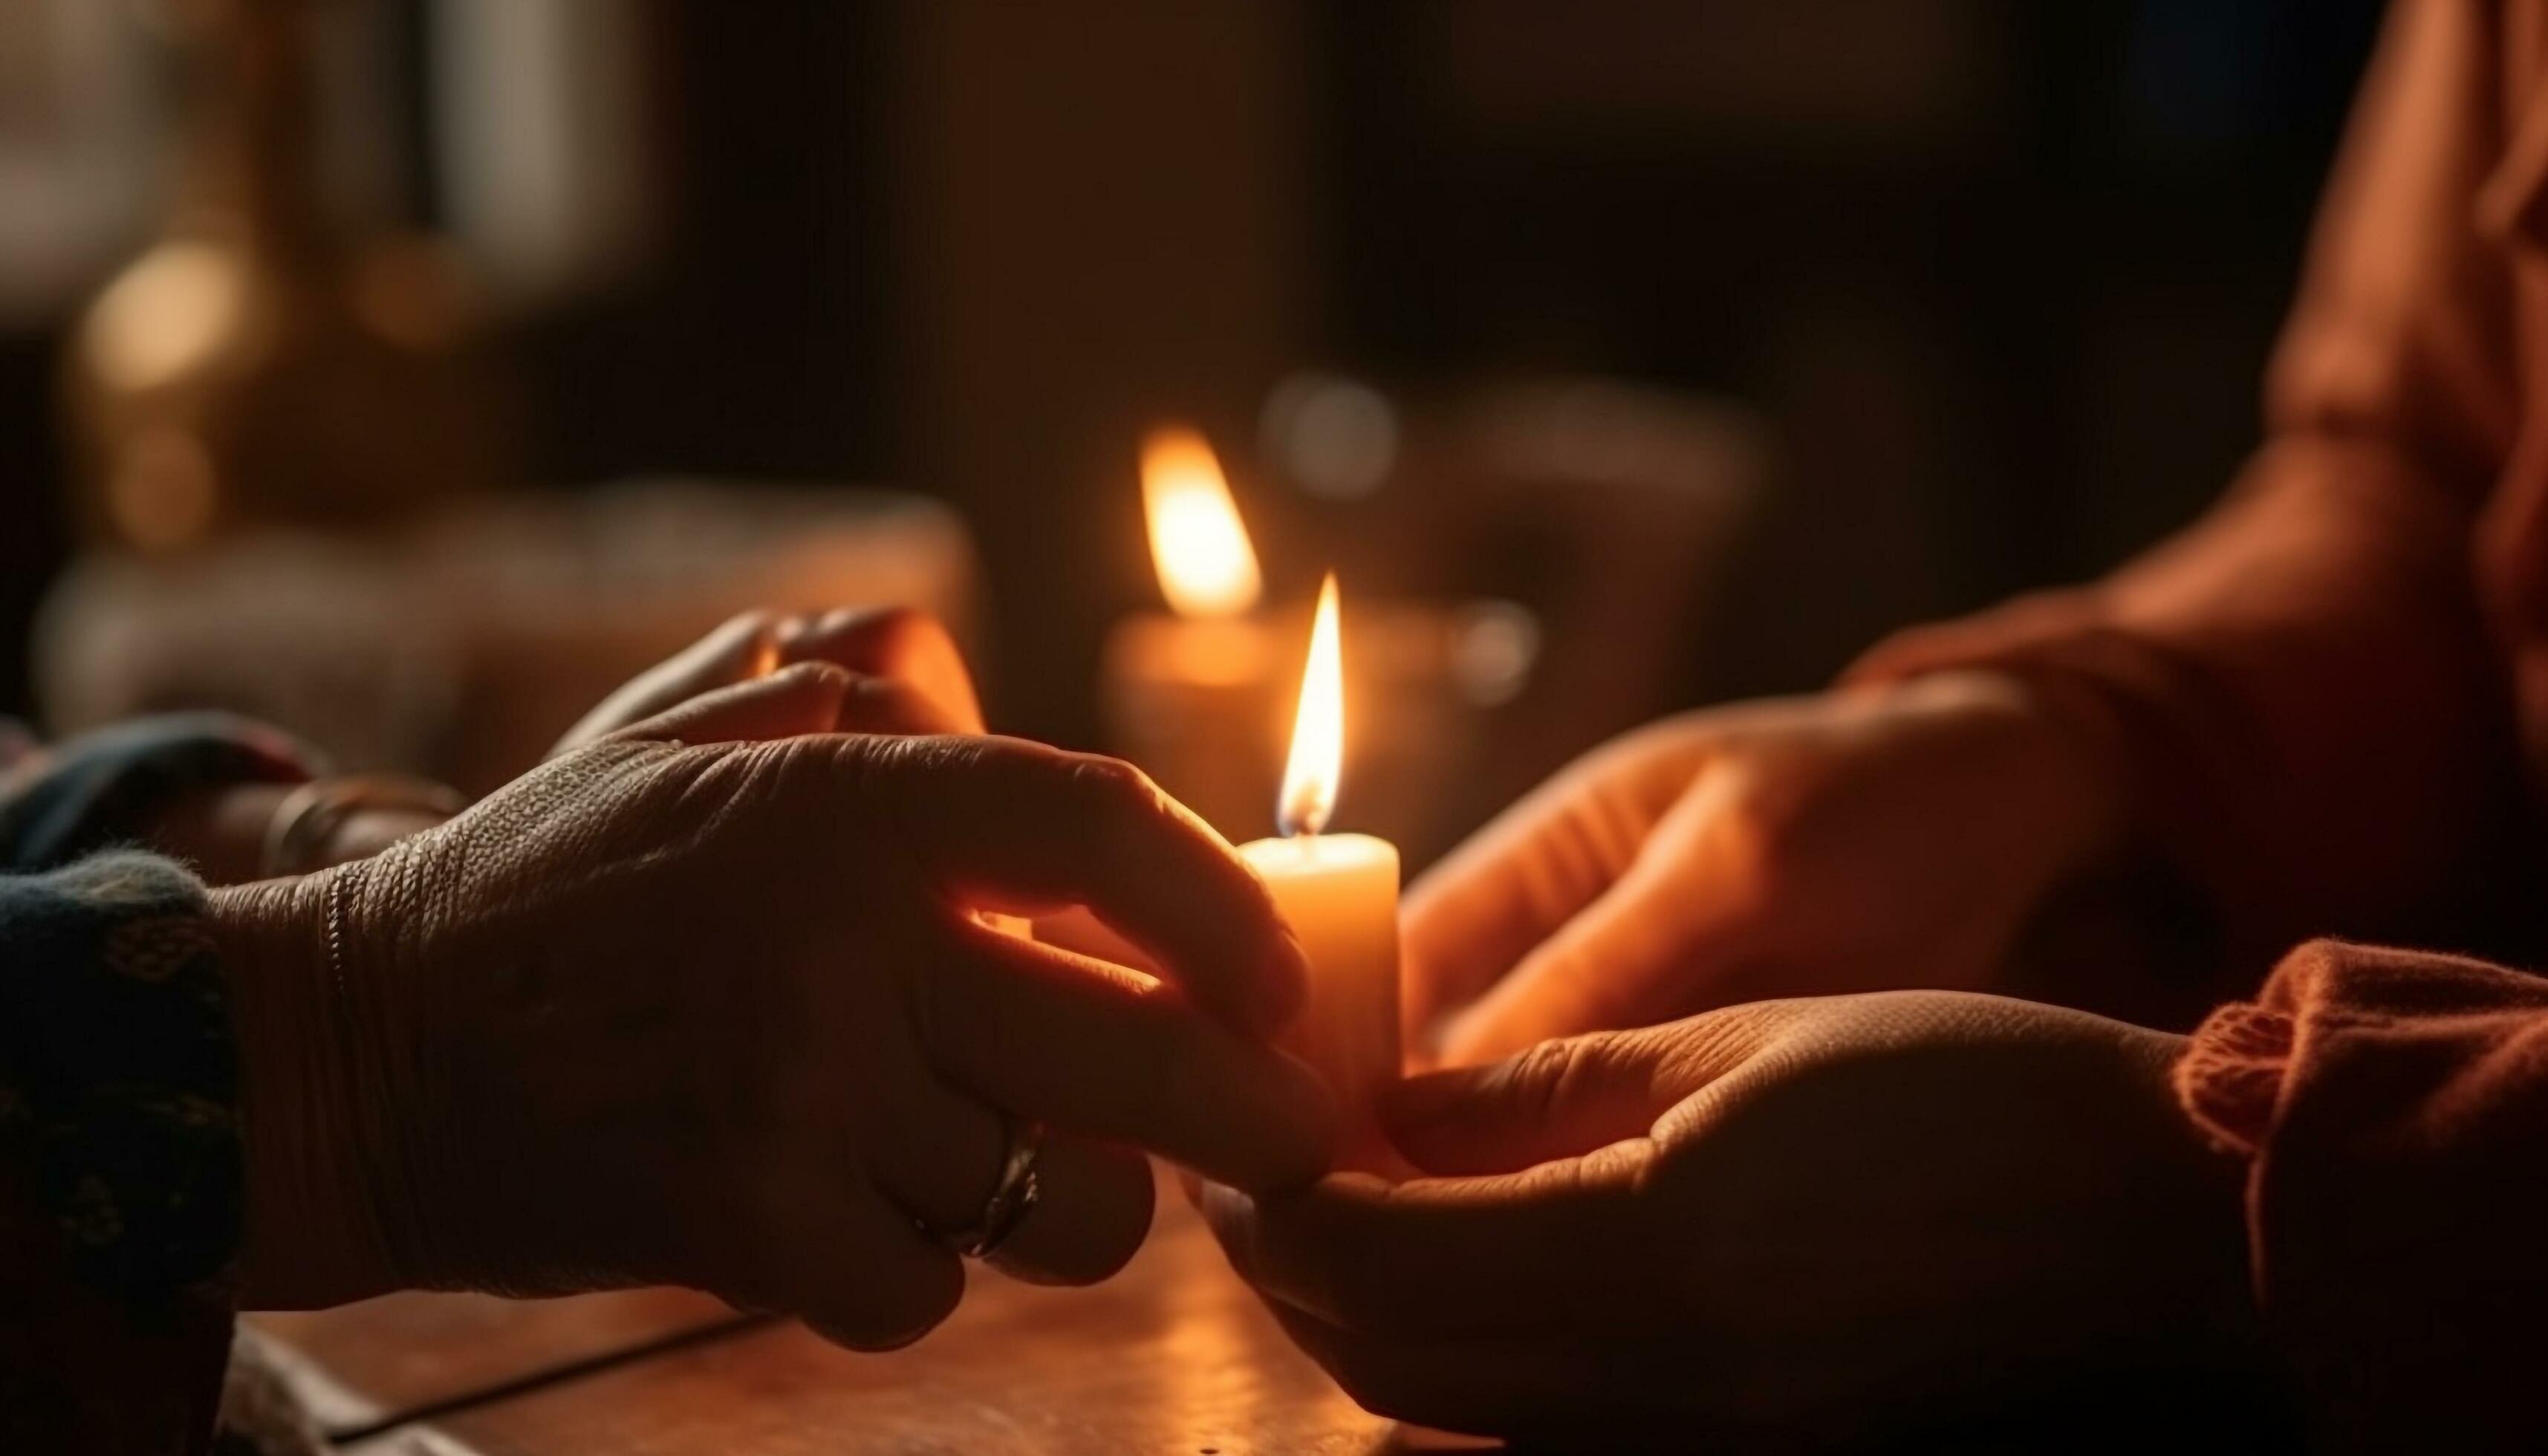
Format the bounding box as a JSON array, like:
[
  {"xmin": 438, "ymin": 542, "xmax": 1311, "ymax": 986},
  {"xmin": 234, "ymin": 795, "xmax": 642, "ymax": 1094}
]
[
  {"xmin": 1854, "ymin": 0, "xmax": 2523, "ymax": 974},
  {"xmin": 1850, "ymin": 437, "xmax": 2514, "ymax": 969}
]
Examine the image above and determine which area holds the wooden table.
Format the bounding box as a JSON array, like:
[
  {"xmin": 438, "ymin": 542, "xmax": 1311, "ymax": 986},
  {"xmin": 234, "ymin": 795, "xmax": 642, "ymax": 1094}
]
[{"xmin": 247, "ymin": 1182, "xmax": 1461, "ymax": 1454}]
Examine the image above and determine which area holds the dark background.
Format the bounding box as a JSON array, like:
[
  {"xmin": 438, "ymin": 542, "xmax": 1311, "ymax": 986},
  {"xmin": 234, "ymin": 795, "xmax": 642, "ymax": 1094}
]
[{"xmin": 0, "ymin": 0, "xmax": 2388, "ymax": 750}]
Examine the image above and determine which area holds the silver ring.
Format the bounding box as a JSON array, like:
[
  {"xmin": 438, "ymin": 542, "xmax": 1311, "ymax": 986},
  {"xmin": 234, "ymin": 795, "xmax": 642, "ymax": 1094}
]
[{"xmin": 934, "ymin": 1117, "xmax": 1044, "ymax": 1259}]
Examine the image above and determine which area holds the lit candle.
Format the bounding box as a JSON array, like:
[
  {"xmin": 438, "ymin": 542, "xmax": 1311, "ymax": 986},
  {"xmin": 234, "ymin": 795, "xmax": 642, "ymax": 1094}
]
[
  {"xmin": 1141, "ymin": 424, "xmax": 1262, "ymax": 619},
  {"xmin": 1237, "ymin": 573, "xmax": 1403, "ymax": 1158},
  {"xmin": 1098, "ymin": 425, "xmax": 1287, "ymax": 839}
]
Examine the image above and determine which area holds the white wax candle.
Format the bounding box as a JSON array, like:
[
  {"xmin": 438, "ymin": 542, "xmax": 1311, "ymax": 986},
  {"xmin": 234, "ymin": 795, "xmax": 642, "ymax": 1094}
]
[{"xmin": 1237, "ymin": 831, "xmax": 1402, "ymax": 1134}]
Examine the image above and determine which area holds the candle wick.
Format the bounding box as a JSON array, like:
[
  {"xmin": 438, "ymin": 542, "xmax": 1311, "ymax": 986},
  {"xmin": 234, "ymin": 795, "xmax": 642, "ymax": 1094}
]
[{"xmin": 1276, "ymin": 808, "xmax": 1327, "ymax": 839}]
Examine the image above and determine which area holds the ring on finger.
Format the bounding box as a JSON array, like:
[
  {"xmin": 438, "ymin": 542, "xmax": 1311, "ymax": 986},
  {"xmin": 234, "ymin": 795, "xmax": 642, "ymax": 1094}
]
[{"xmin": 927, "ymin": 1115, "xmax": 1044, "ymax": 1259}]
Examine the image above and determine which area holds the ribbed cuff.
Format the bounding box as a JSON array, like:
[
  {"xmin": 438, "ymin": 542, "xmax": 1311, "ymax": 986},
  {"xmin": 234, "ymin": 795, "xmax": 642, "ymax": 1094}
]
[{"xmin": 2174, "ymin": 1001, "xmax": 2297, "ymax": 1158}]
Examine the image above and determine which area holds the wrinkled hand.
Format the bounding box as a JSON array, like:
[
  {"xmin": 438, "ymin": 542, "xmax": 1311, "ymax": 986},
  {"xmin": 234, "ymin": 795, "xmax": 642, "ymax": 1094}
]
[
  {"xmin": 215, "ymin": 665, "xmax": 1333, "ymax": 1350},
  {"xmin": 552, "ymin": 606, "xmax": 987, "ymax": 755},
  {"xmin": 1406, "ymin": 671, "xmax": 2125, "ymax": 1064},
  {"xmin": 1203, "ymin": 992, "xmax": 2254, "ymax": 1447}
]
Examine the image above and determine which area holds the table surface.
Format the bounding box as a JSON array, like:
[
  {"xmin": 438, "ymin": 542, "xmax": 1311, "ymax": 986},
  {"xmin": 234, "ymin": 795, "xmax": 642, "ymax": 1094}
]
[{"xmin": 250, "ymin": 1185, "xmax": 1459, "ymax": 1455}]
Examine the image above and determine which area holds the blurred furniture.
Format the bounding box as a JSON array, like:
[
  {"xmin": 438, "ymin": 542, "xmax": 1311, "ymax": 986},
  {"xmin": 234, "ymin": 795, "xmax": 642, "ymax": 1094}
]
[
  {"xmin": 36, "ymin": 481, "xmax": 977, "ymax": 793},
  {"xmin": 60, "ymin": 0, "xmax": 503, "ymax": 556}
]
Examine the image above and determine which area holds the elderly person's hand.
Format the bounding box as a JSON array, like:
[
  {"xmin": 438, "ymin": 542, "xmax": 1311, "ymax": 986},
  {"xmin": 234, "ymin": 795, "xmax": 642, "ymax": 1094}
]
[
  {"xmin": 209, "ymin": 664, "xmax": 1335, "ymax": 1349},
  {"xmin": 142, "ymin": 608, "xmax": 983, "ymax": 884},
  {"xmin": 1201, "ymin": 992, "xmax": 2256, "ymax": 1448},
  {"xmin": 1404, "ymin": 672, "xmax": 2125, "ymax": 1065}
]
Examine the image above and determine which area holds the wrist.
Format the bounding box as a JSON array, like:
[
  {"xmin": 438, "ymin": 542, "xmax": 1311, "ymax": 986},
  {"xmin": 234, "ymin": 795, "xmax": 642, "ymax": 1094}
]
[
  {"xmin": 208, "ymin": 871, "xmax": 399, "ymax": 1307},
  {"xmin": 148, "ymin": 784, "xmax": 456, "ymax": 887}
]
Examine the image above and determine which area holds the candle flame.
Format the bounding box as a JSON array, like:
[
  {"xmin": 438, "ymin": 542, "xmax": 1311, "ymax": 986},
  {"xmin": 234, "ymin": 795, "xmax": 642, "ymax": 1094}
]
[
  {"xmin": 1278, "ymin": 573, "xmax": 1345, "ymax": 836},
  {"xmin": 1141, "ymin": 425, "xmax": 1261, "ymax": 618}
]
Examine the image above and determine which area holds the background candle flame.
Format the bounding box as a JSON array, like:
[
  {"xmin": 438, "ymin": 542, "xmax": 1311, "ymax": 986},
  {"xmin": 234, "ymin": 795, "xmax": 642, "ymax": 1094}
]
[
  {"xmin": 1278, "ymin": 572, "xmax": 1345, "ymax": 836},
  {"xmin": 1141, "ymin": 425, "xmax": 1261, "ymax": 619}
]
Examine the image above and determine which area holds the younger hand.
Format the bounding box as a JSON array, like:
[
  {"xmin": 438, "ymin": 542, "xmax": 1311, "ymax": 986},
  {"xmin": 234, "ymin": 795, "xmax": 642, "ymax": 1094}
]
[
  {"xmin": 1405, "ymin": 672, "xmax": 2124, "ymax": 1064},
  {"xmin": 1203, "ymin": 992, "xmax": 2253, "ymax": 1446}
]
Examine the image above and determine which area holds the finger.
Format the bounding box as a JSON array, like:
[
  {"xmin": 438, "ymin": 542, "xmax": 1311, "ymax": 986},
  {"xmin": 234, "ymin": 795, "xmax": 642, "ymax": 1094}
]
[
  {"xmin": 606, "ymin": 661, "xmax": 854, "ymax": 746},
  {"xmin": 553, "ymin": 610, "xmax": 786, "ymax": 755},
  {"xmin": 796, "ymin": 1194, "xmax": 966, "ymax": 1351},
  {"xmin": 1379, "ymin": 1024, "xmax": 1701, "ymax": 1176},
  {"xmin": 726, "ymin": 1173, "xmax": 962, "ymax": 1353},
  {"xmin": 866, "ymin": 1062, "xmax": 1157, "ymax": 1290},
  {"xmin": 1030, "ymin": 905, "xmax": 1160, "ymax": 976},
  {"xmin": 1400, "ymin": 745, "xmax": 1673, "ymax": 1041},
  {"xmin": 1437, "ymin": 790, "xmax": 1755, "ymax": 1064},
  {"xmin": 981, "ymin": 1137, "xmax": 1153, "ymax": 1287},
  {"xmin": 922, "ymin": 919, "xmax": 1338, "ymax": 1191},
  {"xmin": 1198, "ymin": 1154, "xmax": 1653, "ymax": 1339},
  {"xmin": 865, "ymin": 735, "xmax": 1307, "ymax": 1036},
  {"xmin": 833, "ymin": 675, "xmax": 968, "ymax": 735},
  {"xmin": 782, "ymin": 606, "xmax": 985, "ymax": 734}
]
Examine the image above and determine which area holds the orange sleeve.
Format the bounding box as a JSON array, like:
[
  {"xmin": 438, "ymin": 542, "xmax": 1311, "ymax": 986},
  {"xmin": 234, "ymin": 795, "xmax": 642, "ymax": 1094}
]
[
  {"xmin": 2175, "ymin": 940, "xmax": 2548, "ymax": 1450},
  {"xmin": 1847, "ymin": 0, "xmax": 2525, "ymax": 969}
]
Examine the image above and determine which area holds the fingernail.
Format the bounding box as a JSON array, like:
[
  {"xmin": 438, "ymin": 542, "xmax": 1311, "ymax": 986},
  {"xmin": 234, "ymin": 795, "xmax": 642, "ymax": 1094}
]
[{"xmin": 1196, "ymin": 1180, "xmax": 1255, "ymax": 1237}]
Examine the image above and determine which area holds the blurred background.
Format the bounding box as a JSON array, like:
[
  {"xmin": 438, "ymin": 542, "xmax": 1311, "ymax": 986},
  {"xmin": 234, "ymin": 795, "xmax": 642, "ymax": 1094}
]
[{"xmin": 0, "ymin": 0, "xmax": 2385, "ymax": 866}]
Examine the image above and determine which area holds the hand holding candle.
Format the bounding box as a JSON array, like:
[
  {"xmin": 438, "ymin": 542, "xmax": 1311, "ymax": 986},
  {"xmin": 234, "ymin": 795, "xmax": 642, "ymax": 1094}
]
[{"xmin": 1238, "ymin": 574, "xmax": 1403, "ymax": 1165}]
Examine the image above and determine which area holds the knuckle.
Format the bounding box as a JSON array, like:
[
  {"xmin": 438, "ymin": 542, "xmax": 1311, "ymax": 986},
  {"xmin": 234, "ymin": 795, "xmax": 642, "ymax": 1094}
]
[
  {"xmin": 1502, "ymin": 1035, "xmax": 1576, "ymax": 1095},
  {"xmin": 1505, "ymin": 1035, "xmax": 1608, "ymax": 1120},
  {"xmin": 1066, "ymin": 754, "xmax": 1164, "ymax": 821}
]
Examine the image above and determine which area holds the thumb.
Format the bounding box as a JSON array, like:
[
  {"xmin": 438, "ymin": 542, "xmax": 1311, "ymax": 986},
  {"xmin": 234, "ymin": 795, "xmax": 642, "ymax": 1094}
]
[
  {"xmin": 608, "ymin": 660, "xmax": 856, "ymax": 746},
  {"xmin": 1381, "ymin": 1024, "xmax": 1690, "ymax": 1176},
  {"xmin": 1385, "ymin": 1007, "xmax": 1800, "ymax": 1176}
]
